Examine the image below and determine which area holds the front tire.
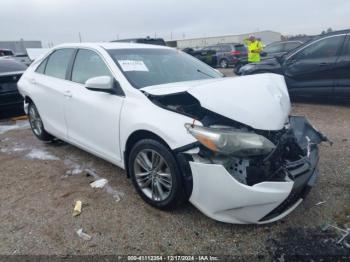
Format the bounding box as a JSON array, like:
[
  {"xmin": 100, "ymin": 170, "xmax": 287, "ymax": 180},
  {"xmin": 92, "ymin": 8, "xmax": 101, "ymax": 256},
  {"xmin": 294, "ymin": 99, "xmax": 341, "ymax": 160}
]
[
  {"xmin": 128, "ymin": 139, "xmax": 186, "ymax": 210},
  {"xmin": 28, "ymin": 102, "xmax": 53, "ymax": 141}
]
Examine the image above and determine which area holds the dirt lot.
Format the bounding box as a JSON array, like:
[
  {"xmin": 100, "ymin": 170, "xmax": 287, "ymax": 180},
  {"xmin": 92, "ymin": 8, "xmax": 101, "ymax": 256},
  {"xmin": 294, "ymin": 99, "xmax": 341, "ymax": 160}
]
[{"xmin": 0, "ymin": 70, "xmax": 349, "ymax": 259}]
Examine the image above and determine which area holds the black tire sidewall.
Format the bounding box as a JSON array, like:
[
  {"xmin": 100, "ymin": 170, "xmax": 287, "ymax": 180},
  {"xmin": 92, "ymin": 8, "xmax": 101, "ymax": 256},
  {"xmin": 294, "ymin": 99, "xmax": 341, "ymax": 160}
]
[{"xmin": 128, "ymin": 139, "xmax": 185, "ymax": 210}]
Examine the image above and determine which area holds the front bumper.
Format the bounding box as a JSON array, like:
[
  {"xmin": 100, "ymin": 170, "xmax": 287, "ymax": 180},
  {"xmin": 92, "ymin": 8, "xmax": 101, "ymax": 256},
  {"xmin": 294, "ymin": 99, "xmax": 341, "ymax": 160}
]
[{"xmin": 186, "ymin": 116, "xmax": 326, "ymax": 224}]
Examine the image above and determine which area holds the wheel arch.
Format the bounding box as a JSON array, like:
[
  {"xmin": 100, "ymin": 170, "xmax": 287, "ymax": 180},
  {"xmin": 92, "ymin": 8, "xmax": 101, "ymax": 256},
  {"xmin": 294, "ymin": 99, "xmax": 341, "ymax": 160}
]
[
  {"xmin": 24, "ymin": 95, "xmax": 34, "ymax": 104},
  {"xmin": 23, "ymin": 96, "xmax": 34, "ymax": 114},
  {"xmin": 123, "ymin": 129, "xmax": 172, "ymax": 178},
  {"xmin": 123, "ymin": 129, "xmax": 194, "ymax": 198},
  {"xmin": 123, "ymin": 129, "xmax": 194, "ymax": 199}
]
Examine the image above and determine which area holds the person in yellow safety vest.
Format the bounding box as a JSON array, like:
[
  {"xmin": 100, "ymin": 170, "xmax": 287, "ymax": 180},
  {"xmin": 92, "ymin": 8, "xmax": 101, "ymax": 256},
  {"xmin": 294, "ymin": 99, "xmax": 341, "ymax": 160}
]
[{"xmin": 243, "ymin": 35, "xmax": 263, "ymax": 63}]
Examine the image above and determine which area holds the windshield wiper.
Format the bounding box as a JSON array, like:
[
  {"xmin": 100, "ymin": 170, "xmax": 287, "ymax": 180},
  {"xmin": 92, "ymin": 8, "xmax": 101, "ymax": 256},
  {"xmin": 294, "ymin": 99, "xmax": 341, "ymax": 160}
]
[{"xmin": 196, "ymin": 69, "xmax": 215, "ymax": 78}]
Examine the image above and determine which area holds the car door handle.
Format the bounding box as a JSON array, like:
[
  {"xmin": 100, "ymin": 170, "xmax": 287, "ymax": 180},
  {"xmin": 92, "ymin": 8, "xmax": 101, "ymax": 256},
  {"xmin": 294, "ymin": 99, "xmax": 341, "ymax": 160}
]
[
  {"xmin": 319, "ymin": 62, "xmax": 329, "ymax": 66},
  {"xmin": 64, "ymin": 90, "xmax": 72, "ymax": 98},
  {"xmin": 29, "ymin": 78, "xmax": 36, "ymax": 84}
]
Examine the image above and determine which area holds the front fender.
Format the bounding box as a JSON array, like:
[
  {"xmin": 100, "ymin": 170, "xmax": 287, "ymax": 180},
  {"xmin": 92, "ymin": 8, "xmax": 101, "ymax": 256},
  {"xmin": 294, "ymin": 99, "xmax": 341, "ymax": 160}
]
[{"xmin": 120, "ymin": 96, "xmax": 196, "ymax": 155}]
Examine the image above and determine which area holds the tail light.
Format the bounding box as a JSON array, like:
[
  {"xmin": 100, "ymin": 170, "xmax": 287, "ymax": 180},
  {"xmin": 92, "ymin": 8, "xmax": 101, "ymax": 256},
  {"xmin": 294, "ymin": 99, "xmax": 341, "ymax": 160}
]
[{"xmin": 231, "ymin": 50, "xmax": 241, "ymax": 55}]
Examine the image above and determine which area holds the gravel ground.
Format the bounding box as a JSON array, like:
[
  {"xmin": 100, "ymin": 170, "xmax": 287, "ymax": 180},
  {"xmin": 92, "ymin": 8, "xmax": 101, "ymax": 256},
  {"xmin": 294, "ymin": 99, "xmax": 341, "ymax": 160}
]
[{"xmin": 0, "ymin": 70, "xmax": 349, "ymax": 259}]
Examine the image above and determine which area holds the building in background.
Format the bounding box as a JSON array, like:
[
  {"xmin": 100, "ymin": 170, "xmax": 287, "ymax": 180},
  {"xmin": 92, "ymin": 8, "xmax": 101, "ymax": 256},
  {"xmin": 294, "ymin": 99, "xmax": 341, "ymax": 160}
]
[
  {"xmin": 0, "ymin": 40, "xmax": 42, "ymax": 54},
  {"xmin": 167, "ymin": 30, "xmax": 281, "ymax": 49}
]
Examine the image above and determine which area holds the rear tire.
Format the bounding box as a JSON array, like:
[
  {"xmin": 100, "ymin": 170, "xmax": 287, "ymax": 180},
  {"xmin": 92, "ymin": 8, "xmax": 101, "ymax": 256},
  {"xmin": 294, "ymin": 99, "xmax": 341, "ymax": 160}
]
[
  {"xmin": 28, "ymin": 102, "xmax": 54, "ymax": 141},
  {"xmin": 128, "ymin": 139, "xmax": 186, "ymax": 210}
]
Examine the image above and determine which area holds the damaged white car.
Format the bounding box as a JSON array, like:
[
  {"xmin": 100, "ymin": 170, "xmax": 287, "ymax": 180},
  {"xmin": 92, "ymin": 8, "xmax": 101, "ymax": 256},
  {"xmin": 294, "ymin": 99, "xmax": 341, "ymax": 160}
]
[{"xmin": 17, "ymin": 43, "xmax": 328, "ymax": 224}]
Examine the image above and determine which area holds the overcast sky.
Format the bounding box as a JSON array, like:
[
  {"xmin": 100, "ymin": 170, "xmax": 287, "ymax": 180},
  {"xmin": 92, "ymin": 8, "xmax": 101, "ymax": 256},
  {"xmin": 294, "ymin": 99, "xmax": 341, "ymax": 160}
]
[{"xmin": 1, "ymin": 0, "xmax": 349, "ymax": 47}]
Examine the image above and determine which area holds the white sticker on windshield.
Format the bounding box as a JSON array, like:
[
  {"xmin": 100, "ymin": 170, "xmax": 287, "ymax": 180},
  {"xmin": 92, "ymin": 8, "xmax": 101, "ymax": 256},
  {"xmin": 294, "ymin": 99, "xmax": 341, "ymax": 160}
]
[{"xmin": 118, "ymin": 60, "xmax": 149, "ymax": 72}]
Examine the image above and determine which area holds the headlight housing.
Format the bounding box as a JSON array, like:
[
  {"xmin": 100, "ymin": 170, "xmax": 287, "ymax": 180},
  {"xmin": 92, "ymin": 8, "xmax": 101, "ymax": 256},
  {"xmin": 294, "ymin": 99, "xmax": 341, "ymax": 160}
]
[{"xmin": 185, "ymin": 124, "xmax": 275, "ymax": 157}]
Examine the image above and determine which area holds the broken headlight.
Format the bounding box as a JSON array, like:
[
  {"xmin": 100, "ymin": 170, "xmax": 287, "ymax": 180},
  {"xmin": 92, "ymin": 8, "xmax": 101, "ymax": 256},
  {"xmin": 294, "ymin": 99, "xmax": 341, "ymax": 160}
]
[{"xmin": 185, "ymin": 123, "xmax": 276, "ymax": 157}]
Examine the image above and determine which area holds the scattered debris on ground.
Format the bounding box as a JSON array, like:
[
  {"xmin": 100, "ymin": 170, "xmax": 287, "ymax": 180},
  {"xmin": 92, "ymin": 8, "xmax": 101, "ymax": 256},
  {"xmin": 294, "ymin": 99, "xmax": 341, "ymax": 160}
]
[
  {"xmin": 26, "ymin": 148, "xmax": 59, "ymax": 160},
  {"xmin": 73, "ymin": 200, "xmax": 82, "ymax": 217},
  {"xmin": 90, "ymin": 178, "xmax": 108, "ymax": 189},
  {"xmin": 322, "ymin": 224, "xmax": 350, "ymax": 246},
  {"xmin": 86, "ymin": 168, "xmax": 123, "ymax": 202},
  {"xmin": 76, "ymin": 228, "xmax": 92, "ymax": 241}
]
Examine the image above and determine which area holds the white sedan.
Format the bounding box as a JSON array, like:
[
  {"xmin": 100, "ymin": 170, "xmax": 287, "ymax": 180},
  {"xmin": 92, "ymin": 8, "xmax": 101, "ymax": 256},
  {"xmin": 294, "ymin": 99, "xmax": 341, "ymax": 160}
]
[{"xmin": 17, "ymin": 43, "xmax": 327, "ymax": 224}]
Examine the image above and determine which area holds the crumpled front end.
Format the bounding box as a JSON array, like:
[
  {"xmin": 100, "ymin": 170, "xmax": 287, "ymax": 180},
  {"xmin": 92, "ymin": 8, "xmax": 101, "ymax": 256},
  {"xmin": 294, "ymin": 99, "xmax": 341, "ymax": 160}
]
[{"xmin": 179, "ymin": 116, "xmax": 328, "ymax": 224}]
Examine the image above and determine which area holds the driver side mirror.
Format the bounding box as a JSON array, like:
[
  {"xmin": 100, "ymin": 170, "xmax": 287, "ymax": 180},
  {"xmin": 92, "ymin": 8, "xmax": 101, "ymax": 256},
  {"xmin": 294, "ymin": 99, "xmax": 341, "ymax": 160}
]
[
  {"xmin": 85, "ymin": 76, "xmax": 113, "ymax": 92},
  {"xmin": 260, "ymin": 51, "xmax": 267, "ymax": 57}
]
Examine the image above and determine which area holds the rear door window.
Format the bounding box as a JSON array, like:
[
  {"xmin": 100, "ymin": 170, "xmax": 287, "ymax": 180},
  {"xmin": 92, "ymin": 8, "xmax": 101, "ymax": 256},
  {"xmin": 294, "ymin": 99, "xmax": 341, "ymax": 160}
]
[
  {"xmin": 71, "ymin": 49, "xmax": 111, "ymax": 84},
  {"xmin": 45, "ymin": 49, "xmax": 75, "ymax": 79}
]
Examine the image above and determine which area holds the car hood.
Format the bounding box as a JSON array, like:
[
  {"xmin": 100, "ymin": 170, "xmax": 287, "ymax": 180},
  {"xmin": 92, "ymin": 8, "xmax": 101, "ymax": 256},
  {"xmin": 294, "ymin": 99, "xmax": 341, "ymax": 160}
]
[{"xmin": 141, "ymin": 74, "xmax": 291, "ymax": 130}]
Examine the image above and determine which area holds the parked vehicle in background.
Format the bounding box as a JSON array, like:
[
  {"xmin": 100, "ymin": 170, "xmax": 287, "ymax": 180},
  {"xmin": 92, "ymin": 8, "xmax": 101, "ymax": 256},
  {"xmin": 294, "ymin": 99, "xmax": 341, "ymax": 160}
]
[
  {"xmin": 111, "ymin": 37, "xmax": 166, "ymax": 46},
  {"xmin": 0, "ymin": 59, "xmax": 27, "ymax": 118},
  {"xmin": 0, "ymin": 49, "xmax": 15, "ymax": 57},
  {"xmin": 18, "ymin": 42, "xmax": 327, "ymax": 224},
  {"xmin": 260, "ymin": 40, "xmax": 304, "ymax": 60},
  {"xmin": 235, "ymin": 41, "xmax": 304, "ymax": 75},
  {"xmin": 182, "ymin": 47, "xmax": 217, "ymax": 67},
  {"xmin": 202, "ymin": 43, "xmax": 247, "ymax": 68},
  {"xmin": 0, "ymin": 49, "xmax": 32, "ymax": 66},
  {"xmin": 26, "ymin": 48, "xmax": 50, "ymax": 62},
  {"xmin": 239, "ymin": 29, "xmax": 350, "ymax": 99},
  {"xmin": 14, "ymin": 54, "xmax": 32, "ymax": 66}
]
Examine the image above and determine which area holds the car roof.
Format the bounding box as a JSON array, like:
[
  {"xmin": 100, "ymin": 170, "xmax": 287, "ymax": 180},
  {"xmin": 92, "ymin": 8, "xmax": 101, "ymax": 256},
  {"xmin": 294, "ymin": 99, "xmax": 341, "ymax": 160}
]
[
  {"xmin": 55, "ymin": 42, "xmax": 171, "ymax": 50},
  {"xmin": 321, "ymin": 29, "xmax": 350, "ymax": 36},
  {"xmin": 267, "ymin": 40, "xmax": 303, "ymax": 45},
  {"xmin": 211, "ymin": 43, "xmax": 241, "ymax": 46},
  {"xmin": 311, "ymin": 29, "xmax": 350, "ymax": 41}
]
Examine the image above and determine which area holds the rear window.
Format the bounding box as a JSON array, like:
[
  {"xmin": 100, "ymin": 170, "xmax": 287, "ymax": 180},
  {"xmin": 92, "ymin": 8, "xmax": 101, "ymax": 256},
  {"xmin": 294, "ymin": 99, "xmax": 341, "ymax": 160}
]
[
  {"xmin": 220, "ymin": 45, "xmax": 231, "ymax": 52},
  {"xmin": 136, "ymin": 39, "xmax": 166, "ymax": 46},
  {"xmin": 44, "ymin": 49, "xmax": 75, "ymax": 79},
  {"xmin": 0, "ymin": 60, "xmax": 27, "ymax": 73},
  {"xmin": 234, "ymin": 44, "xmax": 247, "ymax": 52},
  {"xmin": 0, "ymin": 50, "xmax": 14, "ymax": 56}
]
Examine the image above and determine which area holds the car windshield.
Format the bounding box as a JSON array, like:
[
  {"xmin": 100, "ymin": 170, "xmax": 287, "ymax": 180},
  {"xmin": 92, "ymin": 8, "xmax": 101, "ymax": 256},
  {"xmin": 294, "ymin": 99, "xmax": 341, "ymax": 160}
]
[{"xmin": 107, "ymin": 48, "xmax": 222, "ymax": 88}]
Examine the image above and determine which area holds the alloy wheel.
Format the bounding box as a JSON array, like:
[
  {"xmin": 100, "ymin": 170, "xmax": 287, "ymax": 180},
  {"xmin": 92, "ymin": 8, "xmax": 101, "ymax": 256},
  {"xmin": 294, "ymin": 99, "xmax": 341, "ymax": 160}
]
[
  {"xmin": 133, "ymin": 149, "xmax": 173, "ymax": 202},
  {"xmin": 220, "ymin": 59, "xmax": 228, "ymax": 68},
  {"xmin": 29, "ymin": 105, "xmax": 43, "ymax": 136}
]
